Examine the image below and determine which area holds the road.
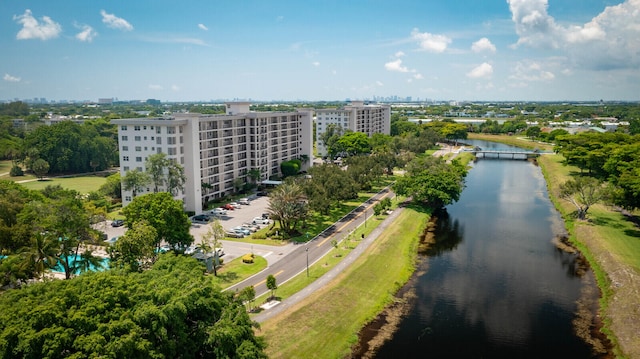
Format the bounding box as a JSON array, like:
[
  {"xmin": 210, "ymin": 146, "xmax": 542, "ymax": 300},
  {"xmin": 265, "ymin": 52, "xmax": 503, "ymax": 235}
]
[{"xmin": 224, "ymin": 188, "xmax": 395, "ymax": 301}]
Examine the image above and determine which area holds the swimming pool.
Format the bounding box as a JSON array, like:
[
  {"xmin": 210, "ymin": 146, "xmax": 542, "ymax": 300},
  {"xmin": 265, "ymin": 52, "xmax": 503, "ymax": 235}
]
[{"xmin": 52, "ymin": 255, "xmax": 110, "ymax": 274}]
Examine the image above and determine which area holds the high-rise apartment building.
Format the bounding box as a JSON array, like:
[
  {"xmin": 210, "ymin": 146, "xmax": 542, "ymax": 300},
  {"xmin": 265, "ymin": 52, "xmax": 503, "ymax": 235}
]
[
  {"xmin": 112, "ymin": 102, "xmax": 313, "ymax": 214},
  {"xmin": 315, "ymin": 101, "xmax": 390, "ymax": 157}
]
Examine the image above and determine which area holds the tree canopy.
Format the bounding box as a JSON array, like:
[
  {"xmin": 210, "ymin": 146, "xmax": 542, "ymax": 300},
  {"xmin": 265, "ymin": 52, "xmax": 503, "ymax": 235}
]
[
  {"xmin": 122, "ymin": 192, "xmax": 193, "ymax": 250},
  {"xmin": 394, "ymin": 156, "xmax": 467, "ymax": 208},
  {"xmin": 0, "ymin": 255, "xmax": 267, "ymax": 358}
]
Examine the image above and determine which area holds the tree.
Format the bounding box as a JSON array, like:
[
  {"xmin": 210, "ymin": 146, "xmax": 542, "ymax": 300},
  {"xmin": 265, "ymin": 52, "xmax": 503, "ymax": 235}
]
[
  {"xmin": 239, "ymin": 286, "xmax": 256, "ymax": 312},
  {"xmin": 75, "ymin": 249, "xmax": 105, "ymax": 274},
  {"xmin": 320, "ymin": 123, "xmax": 345, "ymax": 158},
  {"xmin": 559, "ymin": 176, "xmax": 607, "ymax": 220},
  {"xmin": 248, "ymin": 168, "xmax": 261, "ymax": 183},
  {"xmin": 0, "ymin": 255, "xmax": 267, "ymax": 358},
  {"xmin": 302, "ymin": 163, "xmax": 357, "ymax": 214},
  {"xmin": 18, "ymin": 232, "xmax": 58, "ymax": 279},
  {"xmin": 336, "ymin": 132, "xmax": 371, "ymax": 156},
  {"xmin": 526, "ymin": 126, "xmax": 541, "ymax": 139},
  {"xmin": 200, "ymin": 220, "xmax": 225, "ymax": 276},
  {"xmin": 146, "ymin": 153, "xmax": 168, "ymax": 192},
  {"xmin": 31, "ymin": 158, "xmax": 50, "ymax": 179},
  {"xmin": 266, "ymin": 274, "xmax": 278, "ymax": 300},
  {"xmin": 99, "ymin": 172, "xmax": 122, "ymax": 199},
  {"xmin": 394, "ymin": 156, "xmax": 467, "ymax": 208},
  {"xmin": 122, "ymin": 168, "xmax": 150, "ymax": 198},
  {"xmin": 109, "ymin": 220, "xmax": 158, "ymax": 272},
  {"xmin": 267, "ymin": 180, "xmax": 308, "ymax": 234},
  {"xmin": 122, "ymin": 192, "xmax": 194, "ymax": 250}
]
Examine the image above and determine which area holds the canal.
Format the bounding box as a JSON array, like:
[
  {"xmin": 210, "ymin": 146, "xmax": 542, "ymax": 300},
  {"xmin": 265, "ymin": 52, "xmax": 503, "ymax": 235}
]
[{"xmin": 363, "ymin": 140, "xmax": 608, "ymax": 358}]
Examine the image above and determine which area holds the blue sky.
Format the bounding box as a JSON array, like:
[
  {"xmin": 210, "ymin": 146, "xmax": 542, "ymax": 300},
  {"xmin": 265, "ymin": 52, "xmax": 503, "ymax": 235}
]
[{"xmin": 1, "ymin": 0, "xmax": 639, "ymax": 102}]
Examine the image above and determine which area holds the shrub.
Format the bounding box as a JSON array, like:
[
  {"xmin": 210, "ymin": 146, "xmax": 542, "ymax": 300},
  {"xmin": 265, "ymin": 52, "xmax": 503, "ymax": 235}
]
[
  {"xmin": 9, "ymin": 165, "xmax": 23, "ymax": 177},
  {"xmin": 242, "ymin": 253, "xmax": 254, "ymax": 263}
]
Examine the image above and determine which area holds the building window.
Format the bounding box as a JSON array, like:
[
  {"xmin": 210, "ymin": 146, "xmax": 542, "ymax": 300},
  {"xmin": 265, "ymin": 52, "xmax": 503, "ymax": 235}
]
[
  {"xmin": 122, "ymin": 146, "xmax": 128, "ymax": 151},
  {"xmin": 168, "ymin": 137, "xmax": 176, "ymax": 145},
  {"xmin": 134, "ymin": 136, "xmax": 141, "ymax": 141},
  {"xmin": 134, "ymin": 126, "xmax": 141, "ymax": 131},
  {"xmin": 135, "ymin": 146, "xmax": 141, "ymax": 151},
  {"xmin": 144, "ymin": 136, "xmax": 147, "ymax": 140},
  {"xmin": 123, "ymin": 156, "xmax": 129, "ymax": 161},
  {"xmin": 121, "ymin": 125, "xmax": 127, "ymax": 130},
  {"xmin": 167, "ymin": 127, "xmax": 176, "ymax": 134},
  {"xmin": 168, "ymin": 147, "xmax": 177, "ymax": 155},
  {"xmin": 156, "ymin": 127, "xmax": 161, "ymax": 134},
  {"xmin": 157, "ymin": 137, "xmax": 162, "ymax": 144},
  {"xmin": 136, "ymin": 157, "xmax": 142, "ymax": 162},
  {"xmin": 121, "ymin": 135, "xmax": 128, "ymax": 141},
  {"xmin": 143, "ymin": 126, "xmax": 147, "ymax": 130},
  {"xmin": 123, "ymin": 166, "xmax": 129, "ymax": 171},
  {"xmin": 125, "ymin": 196, "xmax": 132, "ymax": 202}
]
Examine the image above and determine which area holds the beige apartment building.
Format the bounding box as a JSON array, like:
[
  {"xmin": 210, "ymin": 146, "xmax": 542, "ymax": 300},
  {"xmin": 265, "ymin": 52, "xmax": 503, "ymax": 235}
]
[
  {"xmin": 315, "ymin": 101, "xmax": 391, "ymax": 157},
  {"xmin": 112, "ymin": 102, "xmax": 313, "ymax": 214}
]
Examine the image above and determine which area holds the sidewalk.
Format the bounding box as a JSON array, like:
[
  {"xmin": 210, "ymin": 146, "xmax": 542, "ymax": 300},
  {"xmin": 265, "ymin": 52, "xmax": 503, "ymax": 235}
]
[{"xmin": 253, "ymin": 205, "xmax": 404, "ymax": 323}]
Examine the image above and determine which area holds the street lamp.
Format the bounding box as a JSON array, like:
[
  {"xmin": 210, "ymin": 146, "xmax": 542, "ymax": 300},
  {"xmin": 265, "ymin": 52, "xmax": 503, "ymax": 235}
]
[{"xmin": 305, "ymin": 245, "xmax": 309, "ymax": 277}]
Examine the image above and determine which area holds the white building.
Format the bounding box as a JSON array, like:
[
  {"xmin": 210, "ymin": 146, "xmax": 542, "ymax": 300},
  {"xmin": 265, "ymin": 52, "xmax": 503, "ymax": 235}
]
[
  {"xmin": 112, "ymin": 102, "xmax": 313, "ymax": 213},
  {"xmin": 315, "ymin": 101, "xmax": 390, "ymax": 157}
]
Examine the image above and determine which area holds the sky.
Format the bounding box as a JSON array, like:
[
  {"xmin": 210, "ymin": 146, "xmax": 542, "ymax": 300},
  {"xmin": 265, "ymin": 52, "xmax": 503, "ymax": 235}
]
[{"xmin": 1, "ymin": 0, "xmax": 639, "ymax": 102}]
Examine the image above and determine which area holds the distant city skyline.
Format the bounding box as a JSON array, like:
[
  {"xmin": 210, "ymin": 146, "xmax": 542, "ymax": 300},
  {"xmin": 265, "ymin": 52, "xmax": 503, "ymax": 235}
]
[{"xmin": 2, "ymin": 1, "xmax": 639, "ymax": 102}]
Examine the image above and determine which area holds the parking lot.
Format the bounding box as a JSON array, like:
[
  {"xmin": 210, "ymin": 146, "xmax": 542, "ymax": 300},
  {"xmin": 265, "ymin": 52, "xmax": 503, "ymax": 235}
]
[{"xmin": 97, "ymin": 194, "xmax": 295, "ymax": 265}]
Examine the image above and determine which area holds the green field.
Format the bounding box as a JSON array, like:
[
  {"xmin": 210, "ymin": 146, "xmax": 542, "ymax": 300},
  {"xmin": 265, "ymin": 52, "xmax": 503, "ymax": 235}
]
[
  {"xmin": 260, "ymin": 205, "xmax": 428, "ymax": 359},
  {"xmin": 17, "ymin": 175, "xmax": 107, "ymax": 194}
]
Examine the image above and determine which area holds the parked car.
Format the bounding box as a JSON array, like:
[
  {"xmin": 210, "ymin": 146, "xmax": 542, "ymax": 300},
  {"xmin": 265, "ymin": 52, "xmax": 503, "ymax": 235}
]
[
  {"xmin": 229, "ymin": 202, "xmax": 242, "ymax": 209},
  {"xmin": 241, "ymin": 223, "xmax": 259, "ymax": 232},
  {"xmin": 185, "ymin": 245, "xmax": 201, "ymax": 255},
  {"xmin": 210, "ymin": 208, "xmax": 228, "ymax": 216},
  {"xmin": 105, "ymin": 236, "xmax": 119, "ymax": 245},
  {"xmin": 225, "ymin": 231, "xmax": 243, "ymax": 238},
  {"xmin": 158, "ymin": 244, "xmax": 172, "ymax": 253},
  {"xmin": 252, "ymin": 217, "xmax": 270, "ymax": 225},
  {"xmin": 233, "ymin": 227, "xmax": 251, "ymax": 236},
  {"xmin": 214, "ymin": 247, "xmax": 225, "ymax": 256},
  {"xmin": 256, "ymin": 191, "xmax": 268, "ymax": 197},
  {"xmin": 191, "ymin": 214, "xmax": 211, "ymax": 224},
  {"xmin": 111, "ymin": 219, "xmax": 125, "ymax": 227},
  {"xmin": 222, "ymin": 203, "xmax": 235, "ymax": 211},
  {"xmin": 238, "ymin": 198, "xmax": 250, "ymax": 205}
]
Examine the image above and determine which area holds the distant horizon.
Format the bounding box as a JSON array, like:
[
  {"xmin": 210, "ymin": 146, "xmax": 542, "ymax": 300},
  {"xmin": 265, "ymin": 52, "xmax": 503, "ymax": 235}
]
[{"xmin": 3, "ymin": 0, "xmax": 639, "ymax": 103}]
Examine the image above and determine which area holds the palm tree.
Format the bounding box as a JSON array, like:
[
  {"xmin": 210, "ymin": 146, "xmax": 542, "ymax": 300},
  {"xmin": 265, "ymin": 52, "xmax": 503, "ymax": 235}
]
[
  {"xmin": 20, "ymin": 232, "xmax": 59, "ymax": 279},
  {"xmin": 267, "ymin": 180, "xmax": 308, "ymax": 234},
  {"xmin": 76, "ymin": 250, "xmax": 104, "ymax": 274}
]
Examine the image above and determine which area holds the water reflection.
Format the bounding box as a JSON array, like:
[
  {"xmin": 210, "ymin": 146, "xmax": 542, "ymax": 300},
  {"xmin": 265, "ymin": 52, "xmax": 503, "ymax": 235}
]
[{"xmin": 372, "ymin": 141, "xmax": 600, "ymax": 358}]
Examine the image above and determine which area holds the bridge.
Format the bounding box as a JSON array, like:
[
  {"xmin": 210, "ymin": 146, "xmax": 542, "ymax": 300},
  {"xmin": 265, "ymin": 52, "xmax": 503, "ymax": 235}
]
[{"xmin": 469, "ymin": 147, "xmax": 541, "ymax": 160}]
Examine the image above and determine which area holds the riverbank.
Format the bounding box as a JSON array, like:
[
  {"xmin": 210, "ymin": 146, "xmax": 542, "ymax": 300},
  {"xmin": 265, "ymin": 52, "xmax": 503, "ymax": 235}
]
[
  {"xmin": 470, "ymin": 133, "xmax": 640, "ymax": 358},
  {"xmin": 258, "ymin": 205, "xmax": 429, "ymax": 358}
]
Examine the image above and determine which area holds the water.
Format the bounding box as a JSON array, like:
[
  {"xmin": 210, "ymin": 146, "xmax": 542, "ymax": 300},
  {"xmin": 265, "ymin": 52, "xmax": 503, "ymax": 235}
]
[
  {"xmin": 52, "ymin": 254, "xmax": 109, "ymax": 274},
  {"xmin": 368, "ymin": 141, "xmax": 605, "ymax": 358}
]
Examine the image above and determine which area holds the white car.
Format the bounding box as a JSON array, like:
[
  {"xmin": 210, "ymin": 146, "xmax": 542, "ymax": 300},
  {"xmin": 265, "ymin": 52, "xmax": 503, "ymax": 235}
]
[
  {"xmin": 210, "ymin": 208, "xmax": 228, "ymax": 216},
  {"xmin": 238, "ymin": 198, "xmax": 250, "ymax": 205},
  {"xmin": 252, "ymin": 217, "xmax": 270, "ymax": 225},
  {"xmin": 229, "ymin": 202, "xmax": 242, "ymax": 209}
]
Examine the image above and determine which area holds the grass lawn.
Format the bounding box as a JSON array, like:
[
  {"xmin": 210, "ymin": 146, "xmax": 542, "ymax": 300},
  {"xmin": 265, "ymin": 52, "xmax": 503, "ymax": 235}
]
[
  {"xmin": 19, "ymin": 175, "xmax": 107, "ymax": 193},
  {"xmin": 212, "ymin": 255, "xmax": 267, "ymax": 290},
  {"xmin": 259, "ymin": 205, "xmax": 429, "ymax": 359},
  {"xmin": 0, "ymin": 160, "xmax": 12, "ymax": 174}
]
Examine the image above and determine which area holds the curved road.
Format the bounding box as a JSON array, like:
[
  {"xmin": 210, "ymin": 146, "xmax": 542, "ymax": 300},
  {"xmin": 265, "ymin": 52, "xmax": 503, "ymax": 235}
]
[{"xmin": 224, "ymin": 188, "xmax": 396, "ymax": 322}]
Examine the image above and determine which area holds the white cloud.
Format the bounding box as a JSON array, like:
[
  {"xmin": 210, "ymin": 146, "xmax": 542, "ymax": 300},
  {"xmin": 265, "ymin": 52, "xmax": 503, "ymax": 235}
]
[
  {"xmin": 139, "ymin": 35, "xmax": 208, "ymax": 46},
  {"xmin": 509, "ymin": 61, "xmax": 555, "ymax": 81},
  {"xmin": 413, "ymin": 73, "xmax": 424, "ymax": 80},
  {"xmin": 384, "ymin": 59, "xmax": 409, "ymax": 72},
  {"xmin": 75, "ymin": 24, "xmax": 97, "ymax": 42},
  {"xmin": 394, "ymin": 51, "xmax": 405, "ymax": 58},
  {"xmin": 149, "ymin": 84, "xmax": 163, "ymax": 90},
  {"xmin": 101, "ymin": 10, "xmax": 133, "ymax": 31},
  {"xmin": 312, "ymin": 61, "xmax": 320, "ymax": 67},
  {"xmin": 171, "ymin": 85, "xmax": 180, "ymax": 91},
  {"xmin": 471, "ymin": 37, "xmax": 496, "ymax": 53},
  {"xmin": 13, "ymin": 9, "xmax": 62, "ymax": 40},
  {"xmin": 507, "ymin": 0, "xmax": 640, "ymax": 70},
  {"xmin": 376, "ymin": 81, "xmax": 384, "ymax": 86},
  {"xmin": 198, "ymin": 23, "xmax": 208, "ymax": 31},
  {"xmin": 4, "ymin": 74, "xmax": 21, "ymax": 82},
  {"xmin": 410, "ymin": 28, "xmax": 451, "ymax": 53},
  {"xmin": 467, "ymin": 62, "xmax": 493, "ymax": 78}
]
